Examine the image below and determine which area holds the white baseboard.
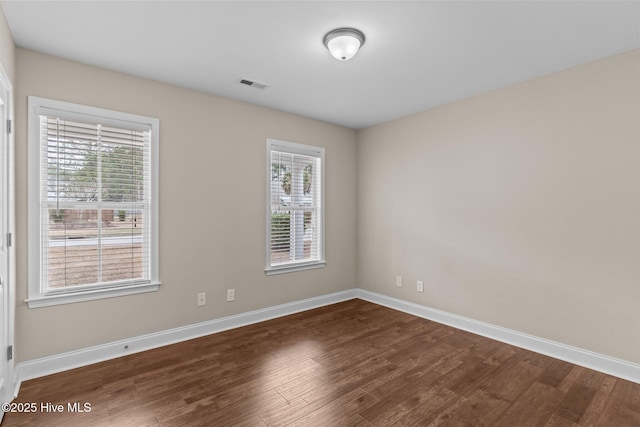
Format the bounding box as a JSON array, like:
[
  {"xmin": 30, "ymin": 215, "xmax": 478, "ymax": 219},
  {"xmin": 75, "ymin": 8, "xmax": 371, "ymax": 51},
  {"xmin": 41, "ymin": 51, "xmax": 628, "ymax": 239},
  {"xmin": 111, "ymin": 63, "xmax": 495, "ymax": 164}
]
[
  {"xmin": 14, "ymin": 287, "xmax": 640, "ymax": 395},
  {"xmin": 15, "ymin": 289, "xmax": 357, "ymax": 386},
  {"xmin": 356, "ymin": 289, "xmax": 640, "ymax": 384}
]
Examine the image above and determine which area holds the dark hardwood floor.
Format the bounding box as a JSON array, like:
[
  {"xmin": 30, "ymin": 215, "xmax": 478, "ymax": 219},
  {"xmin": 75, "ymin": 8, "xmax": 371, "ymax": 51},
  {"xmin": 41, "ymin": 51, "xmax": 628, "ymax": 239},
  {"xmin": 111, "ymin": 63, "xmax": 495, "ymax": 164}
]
[{"xmin": 3, "ymin": 299, "xmax": 640, "ymax": 426}]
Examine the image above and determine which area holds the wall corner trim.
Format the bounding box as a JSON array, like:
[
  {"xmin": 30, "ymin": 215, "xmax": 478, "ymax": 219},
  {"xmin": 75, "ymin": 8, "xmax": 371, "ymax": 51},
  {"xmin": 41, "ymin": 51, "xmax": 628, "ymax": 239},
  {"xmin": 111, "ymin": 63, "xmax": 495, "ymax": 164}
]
[{"xmin": 356, "ymin": 289, "xmax": 640, "ymax": 385}]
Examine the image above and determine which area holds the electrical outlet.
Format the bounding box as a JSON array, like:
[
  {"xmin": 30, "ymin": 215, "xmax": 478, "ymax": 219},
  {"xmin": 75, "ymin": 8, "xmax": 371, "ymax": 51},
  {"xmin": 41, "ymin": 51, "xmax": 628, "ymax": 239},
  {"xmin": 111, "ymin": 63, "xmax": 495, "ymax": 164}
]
[
  {"xmin": 227, "ymin": 288, "xmax": 235, "ymax": 302},
  {"xmin": 417, "ymin": 281, "xmax": 424, "ymax": 293},
  {"xmin": 197, "ymin": 292, "xmax": 206, "ymax": 306},
  {"xmin": 396, "ymin": 276, "xmax": 402, "ymax": 287}
]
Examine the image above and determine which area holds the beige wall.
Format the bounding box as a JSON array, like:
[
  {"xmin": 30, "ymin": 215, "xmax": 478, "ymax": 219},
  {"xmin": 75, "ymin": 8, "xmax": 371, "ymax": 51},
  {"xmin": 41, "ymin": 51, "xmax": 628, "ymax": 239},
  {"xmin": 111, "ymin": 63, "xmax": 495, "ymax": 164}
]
[
  {"xmin": 12, "ymin": 41, "xmax": 640, "ymax": 368},
  {"xmin": 357, "ymin": 49, "xmax": 640, "ymax": 364},
  {"xmin": 0, "ymin": 5, "xmax": 14, "ymax": 83},
  {"xmin": 15, "ymin": 48, "xmax": 357, "ymax": 361}
]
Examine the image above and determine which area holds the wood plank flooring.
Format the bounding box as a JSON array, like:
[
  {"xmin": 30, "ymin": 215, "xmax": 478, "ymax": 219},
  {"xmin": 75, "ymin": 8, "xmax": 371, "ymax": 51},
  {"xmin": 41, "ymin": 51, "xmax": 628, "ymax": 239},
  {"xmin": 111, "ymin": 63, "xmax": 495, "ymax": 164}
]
[{"xmin": 3, "ymin": 299, "xmax": 640, "ymax": 426}]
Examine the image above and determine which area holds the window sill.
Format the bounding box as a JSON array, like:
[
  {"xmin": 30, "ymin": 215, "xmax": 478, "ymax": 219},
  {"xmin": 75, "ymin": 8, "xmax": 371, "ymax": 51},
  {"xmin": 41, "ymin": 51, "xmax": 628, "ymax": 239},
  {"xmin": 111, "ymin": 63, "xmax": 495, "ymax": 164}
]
[
  {"xmin": 265, "ymin": 261, "xmax": 326, "ymax": 276},
  {"xmin": 26, "ymin": 282, "xmax": 161, "ymax": 308}
]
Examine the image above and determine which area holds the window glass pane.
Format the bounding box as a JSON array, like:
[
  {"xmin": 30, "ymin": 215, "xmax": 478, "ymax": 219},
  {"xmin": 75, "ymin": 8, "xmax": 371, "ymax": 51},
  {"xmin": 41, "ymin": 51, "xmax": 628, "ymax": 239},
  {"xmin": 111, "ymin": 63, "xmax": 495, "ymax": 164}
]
[
  {"xmin": 271, "ymin": 210, "xmax": 291, "ymax": 264},
  {"xmin": 47, "ymin": 208, "xmax": 99, "ymax": 288},
  {"xmin": 45, "ymin": 118, "xmax": 99, "ymax": 203},
  {"xmin": 101, "ymin": 129, "xmax": 146, "ymax": 203},
  {"xmin": 101, "ymin": 209, "xmax": 145, "ymax": 283}
]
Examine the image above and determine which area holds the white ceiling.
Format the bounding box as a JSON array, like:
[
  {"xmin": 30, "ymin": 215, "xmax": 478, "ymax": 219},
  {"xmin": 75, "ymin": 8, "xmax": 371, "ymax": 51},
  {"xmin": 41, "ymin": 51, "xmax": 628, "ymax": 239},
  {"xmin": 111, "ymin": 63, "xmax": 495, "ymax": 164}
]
[{"xmin": 2, "ymin": 1, "xmax": 639, "ymax": 129}]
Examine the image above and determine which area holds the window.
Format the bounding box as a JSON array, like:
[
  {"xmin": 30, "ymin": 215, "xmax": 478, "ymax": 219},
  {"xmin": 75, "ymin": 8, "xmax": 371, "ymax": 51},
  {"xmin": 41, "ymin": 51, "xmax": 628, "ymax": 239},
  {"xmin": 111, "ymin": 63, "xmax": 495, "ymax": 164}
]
[
  {"xmin": 266, "ymin": 139, "xmax": 325, "ymax": 274},
  {"xmin": 28, "ymin": 97, "xmax": 159, "ymax": 307}
]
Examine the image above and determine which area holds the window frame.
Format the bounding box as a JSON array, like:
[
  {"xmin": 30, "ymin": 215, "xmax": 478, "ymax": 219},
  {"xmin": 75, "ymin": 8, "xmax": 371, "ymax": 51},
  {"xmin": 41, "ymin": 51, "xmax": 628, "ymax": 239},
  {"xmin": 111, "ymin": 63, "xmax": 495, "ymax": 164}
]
[
  {"xmin": 27, "ymin": 96, "xmax": 160, "ymax": 308},
  {"xmin": 265, "ymin": 138, "xmax": 326, "ymax": 275}
]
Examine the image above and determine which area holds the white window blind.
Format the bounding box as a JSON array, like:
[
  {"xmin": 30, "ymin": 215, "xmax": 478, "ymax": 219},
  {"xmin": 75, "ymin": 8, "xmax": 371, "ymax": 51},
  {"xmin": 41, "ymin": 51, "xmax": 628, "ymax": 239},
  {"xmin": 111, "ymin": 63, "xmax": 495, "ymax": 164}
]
[
  {"xmin": 28, "ymin": 97, "xmax": 159, "ymax": 307},
  {"xmin": 266, "ymin": 139, "xmax": 325, "ymax": 274}
]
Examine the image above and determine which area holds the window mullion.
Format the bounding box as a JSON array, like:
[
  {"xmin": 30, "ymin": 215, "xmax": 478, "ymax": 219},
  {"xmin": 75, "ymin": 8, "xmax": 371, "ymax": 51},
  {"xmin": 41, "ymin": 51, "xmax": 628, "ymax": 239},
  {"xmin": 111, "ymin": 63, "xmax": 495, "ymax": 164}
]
[{"xmin": 292, "ymin": 156, "xmax": 304, "ymax": 261}]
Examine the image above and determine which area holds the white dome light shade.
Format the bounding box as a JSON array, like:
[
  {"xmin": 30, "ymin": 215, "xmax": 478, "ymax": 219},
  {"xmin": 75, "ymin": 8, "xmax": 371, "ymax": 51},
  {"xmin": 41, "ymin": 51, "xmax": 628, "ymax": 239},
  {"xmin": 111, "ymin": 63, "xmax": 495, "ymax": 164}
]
[{"xmin": 323, "ymin": 28, "xmax": 365, "ymax": 61}]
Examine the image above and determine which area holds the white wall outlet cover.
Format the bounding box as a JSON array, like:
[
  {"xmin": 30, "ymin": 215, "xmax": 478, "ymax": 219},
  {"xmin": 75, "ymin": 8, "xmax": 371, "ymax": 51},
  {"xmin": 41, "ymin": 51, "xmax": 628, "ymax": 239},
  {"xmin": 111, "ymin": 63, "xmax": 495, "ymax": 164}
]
[{"xmin": 197, "ymin": 293, "xmax": 206, "ymax": 306}]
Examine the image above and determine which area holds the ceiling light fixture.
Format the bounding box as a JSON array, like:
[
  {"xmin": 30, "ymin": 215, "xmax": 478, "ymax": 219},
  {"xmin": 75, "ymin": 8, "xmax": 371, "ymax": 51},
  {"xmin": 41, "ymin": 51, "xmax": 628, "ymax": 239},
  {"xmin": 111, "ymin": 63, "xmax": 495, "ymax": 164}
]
[{"xmin": 323, "ymin": 27, "xmax": 365, "ymax": 61}]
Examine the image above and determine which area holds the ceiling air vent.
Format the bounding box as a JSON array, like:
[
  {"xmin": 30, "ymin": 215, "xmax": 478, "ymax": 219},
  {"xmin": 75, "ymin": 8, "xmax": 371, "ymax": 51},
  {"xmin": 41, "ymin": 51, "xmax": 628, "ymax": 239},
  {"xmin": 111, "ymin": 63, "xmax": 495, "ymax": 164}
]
[{"xmin": 240, "ymin": 78, "xmax": 269, "ymax": 90}]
